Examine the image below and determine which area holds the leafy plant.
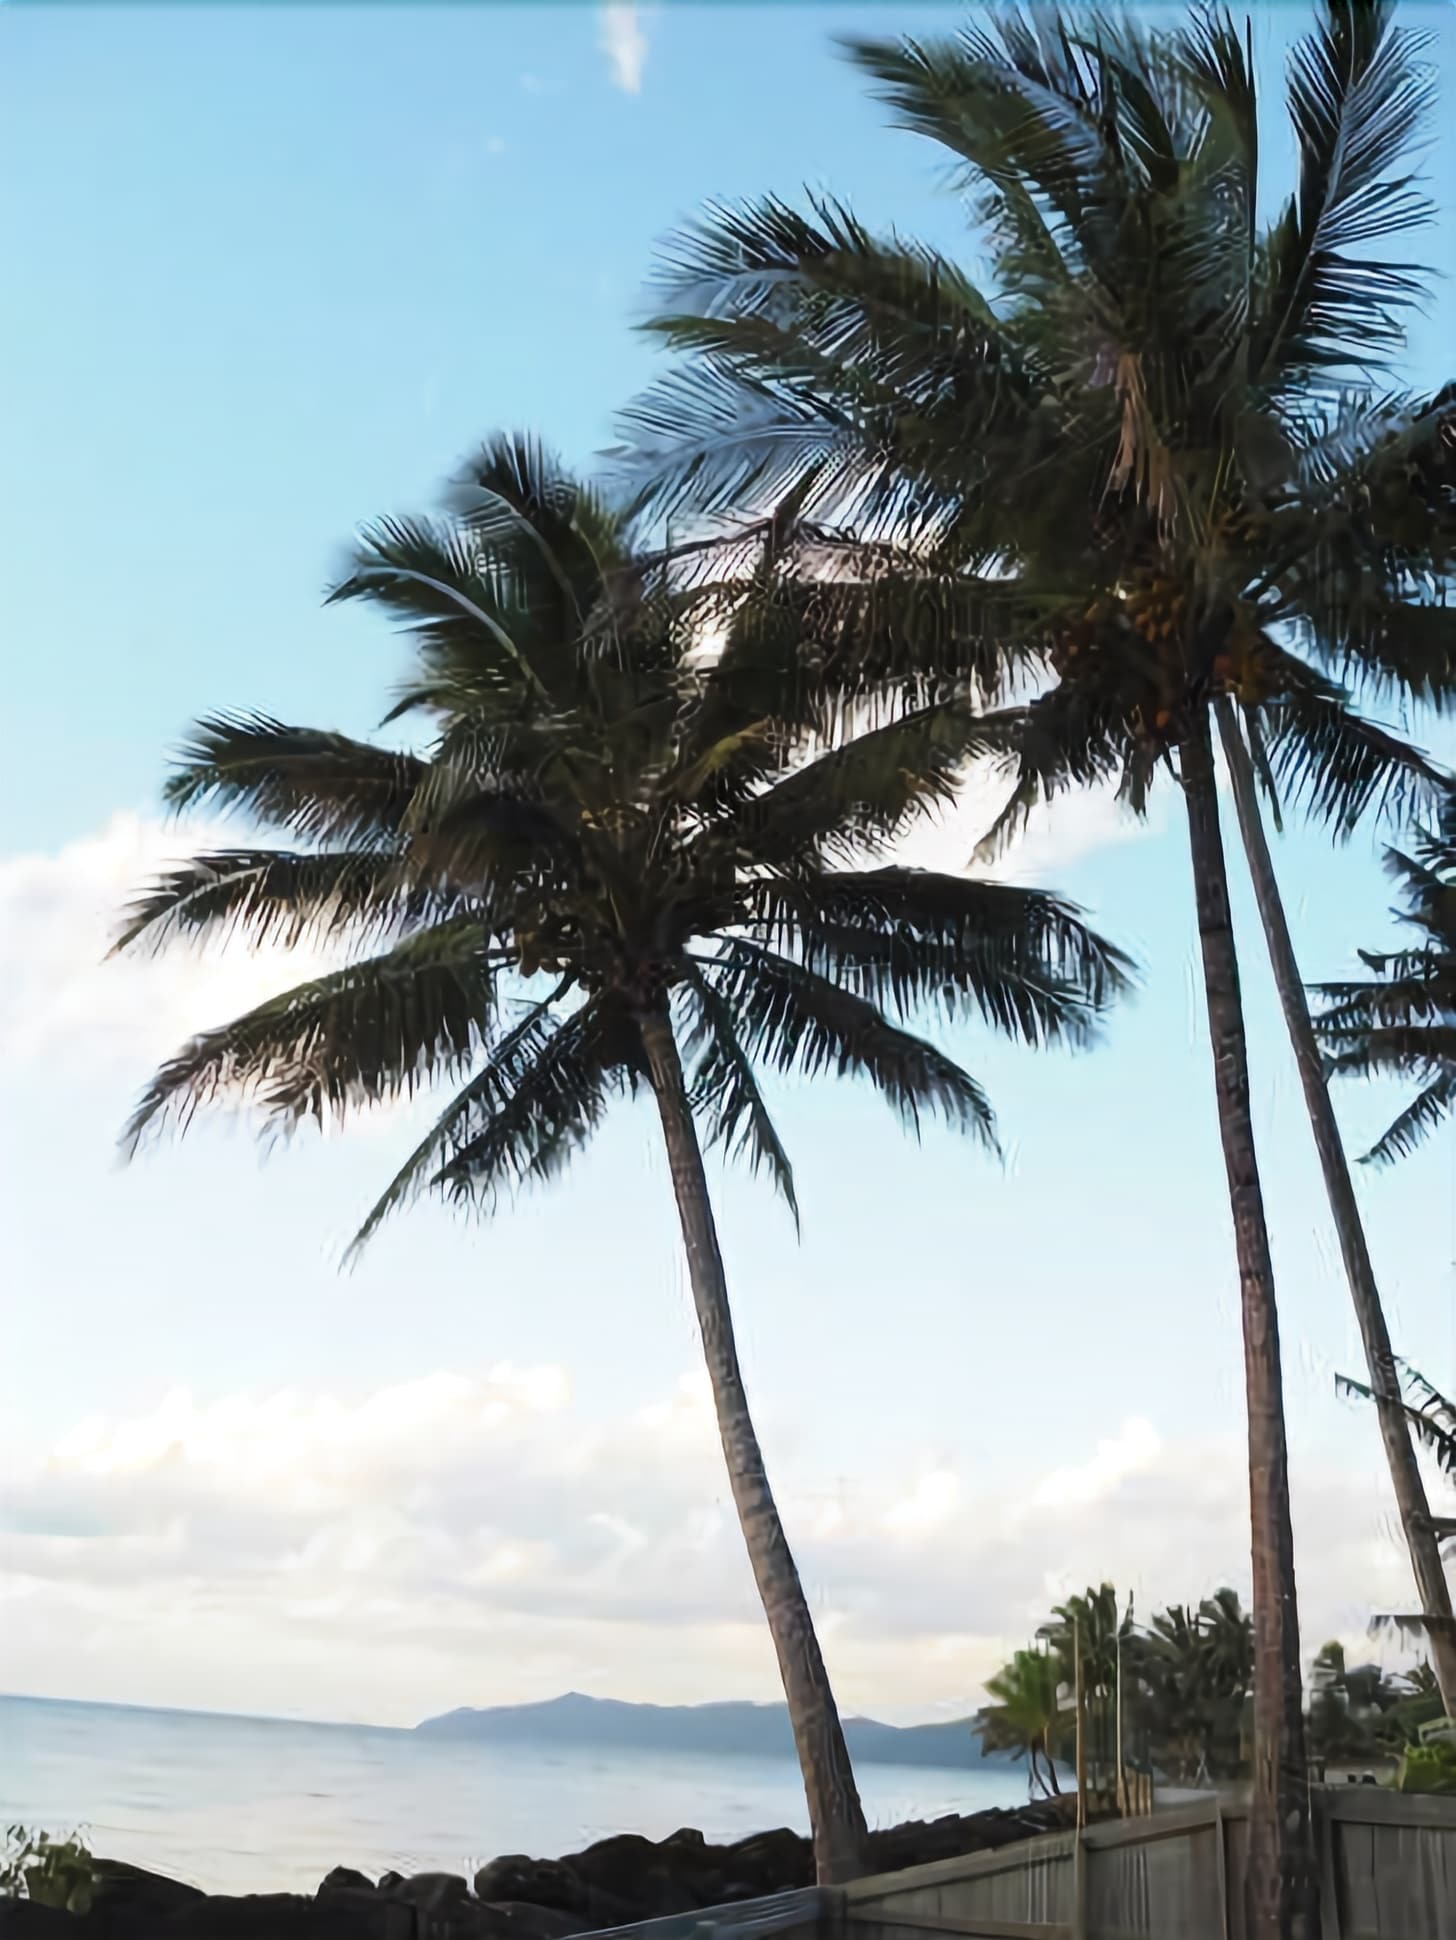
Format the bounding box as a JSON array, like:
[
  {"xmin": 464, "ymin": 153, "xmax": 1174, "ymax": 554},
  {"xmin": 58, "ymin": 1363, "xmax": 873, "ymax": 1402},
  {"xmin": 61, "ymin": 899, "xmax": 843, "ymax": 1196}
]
[
  {"xmin": 1315, "ymin": 793, "xmax": 1456, "ymax": 1165},
  {"xmin": 1395, "ymin": 1738, "xmax": 1456, "ymax": 1793},
  {"xmin": 1, "ymin": 1827, "xmax": 96, "ymax": 1913}
]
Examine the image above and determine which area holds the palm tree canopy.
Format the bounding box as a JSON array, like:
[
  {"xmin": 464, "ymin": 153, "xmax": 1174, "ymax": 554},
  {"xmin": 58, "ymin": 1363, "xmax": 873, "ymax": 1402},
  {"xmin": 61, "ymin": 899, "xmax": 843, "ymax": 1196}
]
[
  {"xmin": 1314, "ymin": 790, "xmax": 1456, "ymax": 1162},
  {"xmin": 115, "ymin": 437, "xmax": 1130, "ymax": 1246},
  {"xmin": 975, "ymin": 1648, "xmax": 1066, "ymax": 1768},
  {"xmin": 621, "ymin": 2, "xmax": 1455, "ymax": 844}
]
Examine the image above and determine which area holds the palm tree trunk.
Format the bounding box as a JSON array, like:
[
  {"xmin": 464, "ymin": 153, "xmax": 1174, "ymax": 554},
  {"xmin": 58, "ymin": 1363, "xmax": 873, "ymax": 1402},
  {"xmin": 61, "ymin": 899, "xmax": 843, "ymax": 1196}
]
[
  {"xmin": 1178, "ymin": 713, "xmax": 1320, "ymax": 1940},
  {"xmin": 1216, "ymin": 698, "xmax": 1456, "ymax": 1717},
  {"xmin": 636, "ymin": 1004, "xmax": 869, "ymax": 1885}
]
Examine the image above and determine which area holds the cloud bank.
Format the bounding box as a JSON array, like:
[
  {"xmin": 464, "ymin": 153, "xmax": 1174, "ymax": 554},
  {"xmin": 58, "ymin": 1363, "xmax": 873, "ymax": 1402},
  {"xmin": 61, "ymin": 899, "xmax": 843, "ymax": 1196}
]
[{"xmin": 0, "ymin": 1365, "xmax": 1424, "ymax": 1726}]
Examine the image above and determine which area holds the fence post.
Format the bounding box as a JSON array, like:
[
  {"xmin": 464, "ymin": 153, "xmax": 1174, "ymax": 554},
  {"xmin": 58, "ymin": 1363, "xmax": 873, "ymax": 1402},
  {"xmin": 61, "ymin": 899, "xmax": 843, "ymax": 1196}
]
[
  {"xmin": 1214, "ymin": 1799, "xmax": 1229, "ymax": 1940},
  {"xmin": 1073, "ymin": 1825, "xmax": 1088, "ymax": 1940},
  {"xmin": 1316, "ymin": 1795, "xmax": 1342, "ymax": 1940}
]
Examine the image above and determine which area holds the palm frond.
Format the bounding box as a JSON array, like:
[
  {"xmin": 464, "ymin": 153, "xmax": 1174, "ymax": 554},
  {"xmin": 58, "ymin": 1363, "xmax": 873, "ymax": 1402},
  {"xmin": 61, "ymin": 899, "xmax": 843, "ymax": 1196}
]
[
  {"xmin": 738, "ymin": 867, "xmax": 1132, "ymax": 1044},
  {"xmin": 701, "ymin": 938, "xmax": 998, "ymax": 1149},
  {"xmin": 732, "ymin": 701, "xmax": 1022, "ymax": 867},
  {"xmin": 163, "ymin": 714, "xmax": 425, "ymax": 845},
  {"xmin": 110, "ymin": 848, "xmax": 420, "ymax": 957},
  {"xmin": 447, "ymin": 429, "xmax": 626, "ymax": 626},
  {"xmin": 1355, "ymin": 1063, "xmax": 1456, "ymax": 1165},
  {"xmin": 680, "ymin": 964, "xmax": 798, "ymax": 1224},
  {"xmin": 1255, "ymin": 0, "xmax": 1436, "ymax": 385},
  {"xmin": 616, "ymin": 356, "xmax": 876, "ymax": 528},
  {"xmin": 1254, "ymin": 674, "xmax": 1447, "ymax": 833},
  {"xmin": 347, "ymin": 980, "xmax": 572, "ymax": 1257},
  {"xmin": 327, "ymin": 515, "xmax": 566, "ymax": 714},
  {"xmin": 1335, "ymin": 1364, "xmax": 1456, "ymax": 1476},
  {"xmin": 120, "ymin": 919, "xmax": 500, "ymax": 1154},
  {"xmin": 432, "ymin": 992, "xmax": 641, "ymax": 1208}
]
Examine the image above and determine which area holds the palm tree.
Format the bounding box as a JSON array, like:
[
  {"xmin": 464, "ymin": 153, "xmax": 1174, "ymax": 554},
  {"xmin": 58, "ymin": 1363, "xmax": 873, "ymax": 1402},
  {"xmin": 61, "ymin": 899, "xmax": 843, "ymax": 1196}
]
[
  {"xmin": 618, "ymin": 9, "xmax": 1454, "ymax": 1928},
  {"xmin": 975, "ymin": 1649, "xmax": 1066, "ymax": 1799},
  {"xmin": 1316, "ymin": 796, "xmax": 1456, "ymax": 1665},
  {"xmin": 1218, "ymin": 714, "xmax": 1456, "ymax": 1717},
  {"xmin": 1142, "ymin": 1588, "xmax": 1254, "ymax": 1782},
  {"xmin": 114, "ymin": 436, "xmax": 1128, "ymax": 1886}
]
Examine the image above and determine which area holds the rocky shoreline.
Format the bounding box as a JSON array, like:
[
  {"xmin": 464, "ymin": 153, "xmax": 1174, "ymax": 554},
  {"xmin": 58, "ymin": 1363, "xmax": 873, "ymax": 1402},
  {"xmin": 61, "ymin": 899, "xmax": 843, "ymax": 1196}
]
[{"xmin": 1, "ymin": 1799, "xmax": 1074, "ymax": 1939}]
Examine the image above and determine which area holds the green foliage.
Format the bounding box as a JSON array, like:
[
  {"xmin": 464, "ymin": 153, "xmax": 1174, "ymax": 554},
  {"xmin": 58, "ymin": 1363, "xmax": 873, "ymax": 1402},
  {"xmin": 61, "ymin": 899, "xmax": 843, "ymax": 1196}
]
[
  {"xmin": 1395, "ymin": 1739, "xmax": 1456, "ymax": 1793},
  {"xmin": 976, "ymin": 1649, "xmax": 1066, "ymax": 1797},
  {"xmin": 1, "ymin": 1828, "xmax": 96, "ymax": 1912},
  {"xmin": 117, "ymin": 441, "xmax": 1129, "ymax": 1249},
  {"xmin": 982, "ymin": 1585, "xmax": 1447, "ymax": 1785},
  {"xmin": 1314, "ymin": 791, "xmax": 1456, "ymax": 1163}
]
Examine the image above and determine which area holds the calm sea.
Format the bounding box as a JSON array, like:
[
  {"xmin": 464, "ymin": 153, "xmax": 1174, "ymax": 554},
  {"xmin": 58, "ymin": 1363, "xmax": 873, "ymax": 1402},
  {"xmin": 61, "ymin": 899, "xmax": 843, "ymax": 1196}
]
[{"xmin": 0, "ymin": 1697, "xmax": 1024, "ymax": 1895}]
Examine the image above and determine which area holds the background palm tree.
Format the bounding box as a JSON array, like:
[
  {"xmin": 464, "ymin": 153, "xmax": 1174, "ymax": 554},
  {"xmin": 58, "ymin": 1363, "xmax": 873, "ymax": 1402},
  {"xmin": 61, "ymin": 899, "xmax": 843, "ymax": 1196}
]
[
  {"xmin": 618, "ymin": 11, "xmax": 1454, "ymax": 1928},
  {"xmin": 1317, "ymin": 793, "xmax": 1456, "ymax": 1664},
  {"xmin": 114, "ymin": 436, "xmax": 1127, "ymax": 1886},
  {"xmin": 975, "ymin": 1649, "xmax": 1066, "ymax": 1799}
]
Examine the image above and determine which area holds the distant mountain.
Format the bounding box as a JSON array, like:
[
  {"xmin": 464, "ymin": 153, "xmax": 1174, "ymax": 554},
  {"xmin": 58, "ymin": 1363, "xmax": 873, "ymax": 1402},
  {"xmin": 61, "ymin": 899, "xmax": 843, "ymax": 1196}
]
[{"xmin": 415, "ymin": 1691, "xmax": 1010, "ymax": 1769}]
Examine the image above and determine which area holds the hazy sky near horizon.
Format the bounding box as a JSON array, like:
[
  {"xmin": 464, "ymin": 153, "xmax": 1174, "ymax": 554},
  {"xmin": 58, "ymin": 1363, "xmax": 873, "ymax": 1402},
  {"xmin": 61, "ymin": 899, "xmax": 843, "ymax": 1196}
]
[{"xmin": 3, "ymin": 1, "xmax": 1456, "ymax": 1730}]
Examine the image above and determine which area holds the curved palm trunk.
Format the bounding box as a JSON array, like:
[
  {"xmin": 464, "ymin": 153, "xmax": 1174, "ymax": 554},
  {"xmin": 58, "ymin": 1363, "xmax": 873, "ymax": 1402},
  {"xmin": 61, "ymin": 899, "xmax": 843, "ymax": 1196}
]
[
  {"xmin": 1178, "ymin": 714, "xmax": 1319, "ymax": 1940},
  {"xmin": 637, "ymin": 1006, "xmax": 869, "ymax": 1886},
  {"xmin": 1216, "ymin": 699, "xmax": 1456, "ymax": 1717}
]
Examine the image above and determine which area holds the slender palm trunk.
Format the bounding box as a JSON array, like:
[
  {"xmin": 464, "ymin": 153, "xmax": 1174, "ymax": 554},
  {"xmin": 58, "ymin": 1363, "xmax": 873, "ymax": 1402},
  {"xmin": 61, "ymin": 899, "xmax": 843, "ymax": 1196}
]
[
  {"xmin": 637, "ymin": 1005, "xmax": 869, "ymax": 1885},
  {"xmin": 1178, "ymin": 713, "xmax": 1319, "ymax": 1940},
  {"xmin": 1216, "ymin": 698, "xmax": 1456, "ymax": 1716}
]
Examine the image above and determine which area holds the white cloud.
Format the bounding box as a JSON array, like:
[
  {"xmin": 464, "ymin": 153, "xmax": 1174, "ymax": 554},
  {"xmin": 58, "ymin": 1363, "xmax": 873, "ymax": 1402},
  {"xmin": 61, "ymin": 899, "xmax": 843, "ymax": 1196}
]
[
  {"xmin": 0, "ymin": 812, "xmax": 341, "ymax": 1072},
  {"xmin": 599, "ymin": 5, "xmax": 648, "ymax": 94},
  {"xmin": 2, "ymin": 1366, "xmax": 1441, "ymax": 1726},
  {"xmin": 892, "ymin": 773, "xmax": 1157, "ymax": 886}
]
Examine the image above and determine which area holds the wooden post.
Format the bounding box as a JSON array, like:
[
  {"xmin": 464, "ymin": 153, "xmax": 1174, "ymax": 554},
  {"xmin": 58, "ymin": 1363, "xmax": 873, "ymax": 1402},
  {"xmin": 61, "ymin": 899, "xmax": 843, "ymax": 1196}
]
[
  {"xmin": 1075, "ymin": 1622, "xmax": 1087, "ymax": 1832},
  {"xmin": 1124, "ymin": 1629, "xmax": 1132, "ymax": 1823}
]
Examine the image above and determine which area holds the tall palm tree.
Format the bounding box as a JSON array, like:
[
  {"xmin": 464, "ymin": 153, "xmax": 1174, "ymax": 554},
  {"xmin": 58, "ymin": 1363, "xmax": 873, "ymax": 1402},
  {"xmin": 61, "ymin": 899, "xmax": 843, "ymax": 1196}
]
[
  {"xmin": 1218, "ymin": 710, "xmax": 1456, "ymax": 1715},
  {"xmin": 1317, "ymin": 797, "xmax": 1456, "ymax": 1653},
  {"xmin": 975, "ymin": 1649, "xmax": 1066, "ymax": 1799},
  {"xmin": 618, "ymin": 9, "xmax": 1452, "ymax": 1928},
  {"xmin": 114, "ymin": 437, "xmax": 1128, "ymax": 1885}
]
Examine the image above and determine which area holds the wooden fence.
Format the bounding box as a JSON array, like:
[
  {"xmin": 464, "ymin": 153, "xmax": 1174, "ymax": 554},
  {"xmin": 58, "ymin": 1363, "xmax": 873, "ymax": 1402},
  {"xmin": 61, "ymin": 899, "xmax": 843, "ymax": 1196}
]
[{"xmin": 839, "ymin": 1789, "xmax": 1456, "ymax": 1940}]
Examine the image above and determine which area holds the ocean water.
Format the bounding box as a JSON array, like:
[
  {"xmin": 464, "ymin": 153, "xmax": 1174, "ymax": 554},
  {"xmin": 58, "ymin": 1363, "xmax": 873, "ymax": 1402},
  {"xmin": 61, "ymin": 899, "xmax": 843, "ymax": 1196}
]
[{"xmin": 0, "ymin": 1697, "xmax": 1025, "ymax": 1895}]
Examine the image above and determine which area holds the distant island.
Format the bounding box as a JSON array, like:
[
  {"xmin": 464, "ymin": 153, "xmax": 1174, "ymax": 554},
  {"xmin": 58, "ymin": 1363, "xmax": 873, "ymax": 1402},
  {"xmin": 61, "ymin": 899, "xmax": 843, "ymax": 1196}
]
[{"xmin": 415, "ymin": 1691, "xmax": 1012, "ymax": 1769}]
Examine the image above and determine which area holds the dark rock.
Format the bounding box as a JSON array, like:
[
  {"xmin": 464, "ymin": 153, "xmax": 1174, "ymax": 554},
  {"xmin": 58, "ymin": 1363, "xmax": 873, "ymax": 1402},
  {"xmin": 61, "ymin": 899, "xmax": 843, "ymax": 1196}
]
[
  {"xmin": 157, "ymin": 1891, "xmax": 413, "ymax": 1937},
  {"xmin": 392, "ymin": 1874, "xmax": 470, "ymax": 1914},
  {"xmin": 659, "ymin": 1831, "xmax": 704, "ymax": 1853},
  {"xmin": 0, "ymin": 1904, "xmax": 79, "ymax": 1940},
  {"xmin": 471, "ymin": 1861, "xmax": 589, "ymax": 1920},
  {"xmin": 318, "ymin": 1870, "xmax": 375, "ymax": 1898},
  {"xmin": 559, "ymin": 1836, "xmax": 662, "ymax": 1908},
  {"xmin": 468, "ymin": 1905, "xmax": 585, "ymax": 1940},
  {"xmin": 377, "ymin": 1874, "xmax": 406, "ymax": 1895},
  {"xmin": 721, "ymin": 1829, "xmax": 811, "ymax": 1894},
  {"xmin": 89, "ymin": 1859, "xmax": 206, "ymax": 1916},
  {"xmin": 637, "ymin": 1870, "xmax": 698, "ymax": 1919}
]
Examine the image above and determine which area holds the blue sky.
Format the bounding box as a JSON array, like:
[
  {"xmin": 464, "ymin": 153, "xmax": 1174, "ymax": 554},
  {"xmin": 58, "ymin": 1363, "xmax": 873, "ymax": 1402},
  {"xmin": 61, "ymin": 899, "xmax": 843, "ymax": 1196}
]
[{"xmin": 2, "ymin": 2, "xmax": 1456, "ymax": 1728}]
